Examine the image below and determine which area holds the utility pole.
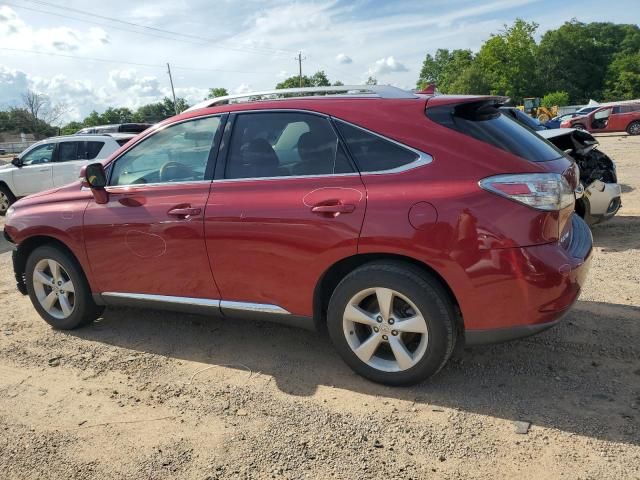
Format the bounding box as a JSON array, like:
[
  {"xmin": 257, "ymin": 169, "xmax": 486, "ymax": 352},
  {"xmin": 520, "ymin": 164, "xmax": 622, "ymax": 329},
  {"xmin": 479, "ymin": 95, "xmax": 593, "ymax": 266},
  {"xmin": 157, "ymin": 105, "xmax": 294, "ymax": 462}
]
[
  {"xmin": 295, "ymin": 51, "xmax": 306, "ymax": 87},
  {"xmin": 166, "ymin": 63, "xmax": 179, "ymax": 115}
]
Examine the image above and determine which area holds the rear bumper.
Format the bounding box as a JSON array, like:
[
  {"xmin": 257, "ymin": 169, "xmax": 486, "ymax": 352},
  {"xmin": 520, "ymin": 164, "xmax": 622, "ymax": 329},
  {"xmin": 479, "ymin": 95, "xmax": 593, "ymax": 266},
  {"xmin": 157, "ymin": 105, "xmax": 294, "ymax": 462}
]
[
  {"xmin": 461, "ymin": 215, "xmax": 592, "ymax": 344},
  {"xmin": 583, "ymin": 181, "xmax": 621, "ymax": 222}
]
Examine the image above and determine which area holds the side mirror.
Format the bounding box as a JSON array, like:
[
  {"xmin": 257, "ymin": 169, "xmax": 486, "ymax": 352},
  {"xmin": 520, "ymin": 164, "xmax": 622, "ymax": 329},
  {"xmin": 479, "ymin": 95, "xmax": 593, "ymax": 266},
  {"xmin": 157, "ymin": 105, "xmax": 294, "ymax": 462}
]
[
  {"xmin": 85, "ymin": 163, "xmax": 107, "ymax": 188},
  {"xmin": 84, "ymin": 163, "xmax": 109, "ymax": 204},
  {"xmin": 11, "ymin": 157, "xmax": 22, "ymax": 168}
]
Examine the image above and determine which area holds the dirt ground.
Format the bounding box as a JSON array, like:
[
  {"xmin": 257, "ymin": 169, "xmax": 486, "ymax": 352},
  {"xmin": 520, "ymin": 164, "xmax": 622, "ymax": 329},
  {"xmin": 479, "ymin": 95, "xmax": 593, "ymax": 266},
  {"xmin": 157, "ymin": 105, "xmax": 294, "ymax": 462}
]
[{"xmin": 0, "ymin": 136, "xmax": 638, "ymax": 480}]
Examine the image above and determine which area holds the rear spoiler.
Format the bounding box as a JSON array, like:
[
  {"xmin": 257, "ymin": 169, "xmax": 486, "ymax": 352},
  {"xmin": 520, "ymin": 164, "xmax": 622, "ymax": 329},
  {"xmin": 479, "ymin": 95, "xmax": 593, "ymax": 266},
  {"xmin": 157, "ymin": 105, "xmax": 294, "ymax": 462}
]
[{"xmin": 426, "ymin": 96, "xmax": 510, "ymax": 121}]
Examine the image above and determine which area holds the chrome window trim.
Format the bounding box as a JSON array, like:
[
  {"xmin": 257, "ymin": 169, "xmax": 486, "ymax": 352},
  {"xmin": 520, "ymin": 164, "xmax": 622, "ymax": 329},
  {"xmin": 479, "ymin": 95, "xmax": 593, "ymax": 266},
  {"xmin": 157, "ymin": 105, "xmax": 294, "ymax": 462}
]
[
  {"xmin": 220, "ymin": 301, "xmax": 290, "ymax": 315},
  {"xmin": 212, "ymin": 172, "xmax": 360, "ymax": 183},
  {"xmin": 334, "ymin": 118, "xmax": 433, "ymax": 174},
  {"xmin": 105, "ymin": 180, "xmax": 212, "ymax": 191},
  {"xmin": 102, "ymin": 292, "xmax": 219, "ymax": 308},
  {"xmin": 101, "ymin": 293, "xmax": 290, "ymax": 315}
]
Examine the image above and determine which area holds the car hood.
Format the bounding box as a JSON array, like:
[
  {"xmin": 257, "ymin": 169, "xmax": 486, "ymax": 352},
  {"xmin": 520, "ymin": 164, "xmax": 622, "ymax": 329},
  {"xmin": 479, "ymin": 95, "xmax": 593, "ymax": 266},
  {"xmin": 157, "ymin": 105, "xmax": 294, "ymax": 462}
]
[
  {"xmin": 0, "ymin": 163, "xmax": 16, "ymax": 172},
  {"xmin": 537, "ymin": 128, "xmax": 578, "ymax": 140}
]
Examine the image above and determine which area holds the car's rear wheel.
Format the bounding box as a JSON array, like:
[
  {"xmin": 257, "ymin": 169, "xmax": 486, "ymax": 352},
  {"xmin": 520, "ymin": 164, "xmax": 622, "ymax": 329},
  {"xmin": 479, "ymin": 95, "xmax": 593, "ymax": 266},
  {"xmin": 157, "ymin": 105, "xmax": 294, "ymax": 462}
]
[
  {"xmin": 25, "ymin": 245, "xmax": 103, "ymax": 329},
  {"xmin": 327, "ymin": 262, "xmax": 456, "ymax": 386},
  {"xmin": 0, "ymin": 185, "xmax": 15, "ymax": 216},
  {"xmin": 627, "ymin": 121, "xmax": 640, "ymax": 136},
  {"xmin": 573, "ymin": 123, "xmax": 586, "ymax": 130}
]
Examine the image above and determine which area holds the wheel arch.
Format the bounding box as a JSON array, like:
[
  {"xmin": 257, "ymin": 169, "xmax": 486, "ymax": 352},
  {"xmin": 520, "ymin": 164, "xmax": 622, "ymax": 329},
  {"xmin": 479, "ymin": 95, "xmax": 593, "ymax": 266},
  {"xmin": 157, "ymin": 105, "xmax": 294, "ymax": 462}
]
[
  {"xmin": 313, "ymin": 253, "xmax": 464, "ymax": 333},
  {"xmin": 13, "ymin": 235, "xmax": 87, "ymax": 295},
  {"xmin": 0, "ymin": 180, "xmax": 16, "ymax": 198}
]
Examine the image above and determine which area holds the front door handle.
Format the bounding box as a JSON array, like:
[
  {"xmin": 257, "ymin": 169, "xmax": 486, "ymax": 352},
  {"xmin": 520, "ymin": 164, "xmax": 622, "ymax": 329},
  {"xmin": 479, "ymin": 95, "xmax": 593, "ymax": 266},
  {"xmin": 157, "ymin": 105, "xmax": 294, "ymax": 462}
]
[
  {"xmin": 167, "ymin": 206, "xmax": 202, "ymax": 217},
  {"xmin": 311, "ymin": 203, "xmax": 356, "ymax": 215}
]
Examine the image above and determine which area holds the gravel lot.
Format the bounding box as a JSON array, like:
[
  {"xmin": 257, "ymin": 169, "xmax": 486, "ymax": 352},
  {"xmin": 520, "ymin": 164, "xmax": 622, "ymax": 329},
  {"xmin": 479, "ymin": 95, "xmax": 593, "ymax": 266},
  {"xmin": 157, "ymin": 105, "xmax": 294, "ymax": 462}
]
[{"xmin": 0, "ymin": 136, "xmax": 638, "ymax": 479}]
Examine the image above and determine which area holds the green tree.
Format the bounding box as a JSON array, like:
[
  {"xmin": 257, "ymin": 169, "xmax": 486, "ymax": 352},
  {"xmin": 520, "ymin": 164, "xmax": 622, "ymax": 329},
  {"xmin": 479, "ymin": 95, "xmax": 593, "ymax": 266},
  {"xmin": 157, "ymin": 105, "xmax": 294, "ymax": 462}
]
[
  {"xmin": 59, "ymin": 121, "xmax": 84, "ymax": 135},
  {"xmin": 475, "ymin": 19, "xmax": 539, "ymax": 103},
  {"xmin": 605, "ymin": 51, "xmax": 640, "ymax": 99},
  {"xmin": 365, "ymin": 76, "xmax": 378, "ymax": 85},
  {"xmin": 207, "ymin": 87, "xmax": 229, "ymax": 99},
  {"xmin": 541, "ymin": 91, "xmax": 570, "ymax": 108},
  {"xmin": 537, "ymin": 20, "xmax": 639, "ymax": 103},
  {"xmin": 276, "ymin": 70, "xmax": 332, "ymax": 89},
  {"xmin": 332, "ymin": 80, "xmax": 344, "ymax": 86}
]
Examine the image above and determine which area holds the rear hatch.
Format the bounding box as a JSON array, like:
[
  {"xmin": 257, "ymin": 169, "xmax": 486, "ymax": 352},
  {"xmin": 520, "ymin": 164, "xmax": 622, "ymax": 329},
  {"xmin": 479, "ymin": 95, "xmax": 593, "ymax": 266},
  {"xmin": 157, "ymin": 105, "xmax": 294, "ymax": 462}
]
[{"xmin": 425, "ymin": 96, "xmax": 579, "ymax": 244}]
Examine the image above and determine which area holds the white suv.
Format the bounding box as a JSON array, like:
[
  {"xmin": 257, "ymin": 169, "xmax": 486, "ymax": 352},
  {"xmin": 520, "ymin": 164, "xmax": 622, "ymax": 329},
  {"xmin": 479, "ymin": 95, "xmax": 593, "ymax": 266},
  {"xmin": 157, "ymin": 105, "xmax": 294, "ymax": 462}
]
[{"xmin": 0, "ymin": 134, "xmax": 135, "ymax": 215}]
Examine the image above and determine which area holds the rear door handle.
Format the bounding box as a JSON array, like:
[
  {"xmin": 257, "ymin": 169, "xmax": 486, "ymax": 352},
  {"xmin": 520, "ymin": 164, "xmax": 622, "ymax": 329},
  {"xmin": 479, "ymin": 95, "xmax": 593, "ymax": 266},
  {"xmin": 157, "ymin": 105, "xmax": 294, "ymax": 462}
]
[
  {"xmin": 311, "ymin": 203, "xmax": 356, "ymax": 215},
  {"xmin": 167, "ymin": 206, "xmax": 202, "ymax": 217}
]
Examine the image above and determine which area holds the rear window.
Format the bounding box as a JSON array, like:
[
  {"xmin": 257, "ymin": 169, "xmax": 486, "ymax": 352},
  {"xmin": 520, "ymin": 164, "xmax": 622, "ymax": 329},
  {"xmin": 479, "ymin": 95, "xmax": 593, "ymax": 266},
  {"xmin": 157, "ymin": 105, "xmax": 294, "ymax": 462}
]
[
  {"xmin": 116, "ymin": 138, "xmax": 131, "ymax": 147},
  {"xmin": 427, "ymin": 101, "xmax": 563, "ymax": 162}
]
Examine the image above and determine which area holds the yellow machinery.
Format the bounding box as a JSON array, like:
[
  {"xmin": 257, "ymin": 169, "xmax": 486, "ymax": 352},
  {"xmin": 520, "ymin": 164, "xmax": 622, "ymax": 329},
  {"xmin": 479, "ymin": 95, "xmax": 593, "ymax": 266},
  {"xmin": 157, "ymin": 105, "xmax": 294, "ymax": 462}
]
[{"xmin": 517, "ymin": 97, "xmax": 558, "ymax": 122}]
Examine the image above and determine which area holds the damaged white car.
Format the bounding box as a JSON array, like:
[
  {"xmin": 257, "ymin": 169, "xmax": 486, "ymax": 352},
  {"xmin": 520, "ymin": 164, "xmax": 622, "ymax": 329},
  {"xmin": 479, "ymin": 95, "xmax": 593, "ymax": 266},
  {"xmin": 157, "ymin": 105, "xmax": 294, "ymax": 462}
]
[
  {"xmin": 499, "ymin": 106, "xmax": 621, "ymax": 225},
  {"xmin": 538, "ymin": 128, "xmax": 621, "ymax": 225}
]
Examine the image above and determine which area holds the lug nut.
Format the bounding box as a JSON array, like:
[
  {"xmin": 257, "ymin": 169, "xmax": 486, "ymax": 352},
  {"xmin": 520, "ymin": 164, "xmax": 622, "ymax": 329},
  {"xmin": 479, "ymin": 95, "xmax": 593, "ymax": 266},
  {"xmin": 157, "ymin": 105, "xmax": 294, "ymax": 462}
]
[
  {"xmin": 373, "ymin": 327, "xmax": 379, "ymax": 333},
  {"xmin": 391, "ymin": 330, "xmax": 398, "ymax": 336},
  {"xmin": 376, "ymin": 316, "xmax": 383, "ymax": 323},
  {"xmin": 382, "ymin": 334, "xmax": 388, "ymax": 341},
  {"xmin": 388, "ymin": 318, "xmax": 395, "ymax": 325}
]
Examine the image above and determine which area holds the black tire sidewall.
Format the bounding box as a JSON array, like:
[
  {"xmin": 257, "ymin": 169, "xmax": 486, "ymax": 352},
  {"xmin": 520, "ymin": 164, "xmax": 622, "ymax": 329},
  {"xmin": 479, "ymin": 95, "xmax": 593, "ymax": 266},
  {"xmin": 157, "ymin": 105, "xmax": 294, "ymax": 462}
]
[
  {"xmin": 0, "ymin": 185, "xmax": 15, "ymax": 216},
  {"xmin": 627, "ymin": 121, "xmax": 640, "ymax": 135},
  {"xmin": 327, "ymin": 262, "xmax": 456, "ymax": 386},
  {"xmin": 25, "ymin": 245, "xmax": 98, "ymax": 329}
]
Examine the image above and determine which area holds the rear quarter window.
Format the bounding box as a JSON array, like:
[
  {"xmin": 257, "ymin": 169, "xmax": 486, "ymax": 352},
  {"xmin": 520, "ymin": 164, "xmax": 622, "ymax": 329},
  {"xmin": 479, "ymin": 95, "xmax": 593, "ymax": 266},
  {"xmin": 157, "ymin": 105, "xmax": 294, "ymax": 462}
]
[
  {"xmin": 427, "ymin": 103, "xmax": 563, "ymax": 162},
  {"xmin": 334, "ymin": 120, "xmax": 419, "ymax": 172},
  {"xmin": 86, "ymin": 141, "xmax": 105, "ymax": 159}
]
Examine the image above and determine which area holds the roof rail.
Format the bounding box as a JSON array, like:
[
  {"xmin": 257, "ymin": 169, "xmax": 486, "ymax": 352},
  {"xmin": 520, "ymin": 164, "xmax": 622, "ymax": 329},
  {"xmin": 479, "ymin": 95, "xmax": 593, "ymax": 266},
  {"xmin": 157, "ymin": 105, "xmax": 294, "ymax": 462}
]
[{"xmin": 184, "ymin": 85, "xmax": 418, "ymax": 113}]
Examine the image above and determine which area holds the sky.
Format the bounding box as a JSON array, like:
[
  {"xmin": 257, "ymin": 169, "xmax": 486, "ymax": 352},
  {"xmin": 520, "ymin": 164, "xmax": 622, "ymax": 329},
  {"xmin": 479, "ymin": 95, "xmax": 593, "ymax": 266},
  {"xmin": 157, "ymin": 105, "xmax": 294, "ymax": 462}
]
[{"xmin": 1, "ymin": 0, "xmax": 639, "ymax": 122}]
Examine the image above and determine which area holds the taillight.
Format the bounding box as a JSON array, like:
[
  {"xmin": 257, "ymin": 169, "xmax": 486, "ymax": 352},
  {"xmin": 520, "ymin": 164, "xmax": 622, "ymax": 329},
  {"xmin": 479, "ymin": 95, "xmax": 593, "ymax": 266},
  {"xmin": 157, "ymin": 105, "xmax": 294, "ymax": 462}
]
[{"xmin": 479, "ymin": 173, "xmax": 574, "ymax": 211}]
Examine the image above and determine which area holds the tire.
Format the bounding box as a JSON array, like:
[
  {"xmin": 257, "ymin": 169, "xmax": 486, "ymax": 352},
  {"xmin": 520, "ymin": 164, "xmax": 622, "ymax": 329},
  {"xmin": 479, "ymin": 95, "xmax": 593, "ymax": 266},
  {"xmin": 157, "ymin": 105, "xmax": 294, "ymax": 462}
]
[
  {"xmin": 327, "ymin": 261, "xmax": 457, "ymax": 386},
  {"xmin": 0, "ymin": 184, "xmax": 16, "ymax": 216},
  {"xmin": 25, "ymin": 245, "xmax": 103, "ymax": 329},
  {"xmin": 627, "ymin": 121, "xmax": 640, "ymax": 136},
  {"xmin": 573, "ymin": 123, "xmax": 586, "ymax": 130}
]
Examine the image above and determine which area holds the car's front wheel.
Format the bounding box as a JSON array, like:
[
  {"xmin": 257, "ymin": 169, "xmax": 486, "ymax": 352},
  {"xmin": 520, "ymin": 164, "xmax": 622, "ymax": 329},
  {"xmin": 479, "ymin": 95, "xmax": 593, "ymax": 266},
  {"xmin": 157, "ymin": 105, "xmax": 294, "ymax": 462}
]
[
  {"xmin": 327, "ymin": 262, "xmax": 457, "ymax": 386},
  {"xmin": 25, "ymin": 245, "xmax": 103, "ymax": 329}
]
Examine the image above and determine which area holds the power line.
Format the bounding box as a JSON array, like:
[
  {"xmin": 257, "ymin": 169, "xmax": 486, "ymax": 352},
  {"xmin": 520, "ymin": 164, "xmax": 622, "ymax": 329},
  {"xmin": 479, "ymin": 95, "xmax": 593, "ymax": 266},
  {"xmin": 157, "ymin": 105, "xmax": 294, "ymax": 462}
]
[
  {"xmin": 16, "ymin": 0, "xmax": 295, "ymax": 58},
  {"xmin": 0, "ymin": 47, "xmax": 274, "ymax": 74}
]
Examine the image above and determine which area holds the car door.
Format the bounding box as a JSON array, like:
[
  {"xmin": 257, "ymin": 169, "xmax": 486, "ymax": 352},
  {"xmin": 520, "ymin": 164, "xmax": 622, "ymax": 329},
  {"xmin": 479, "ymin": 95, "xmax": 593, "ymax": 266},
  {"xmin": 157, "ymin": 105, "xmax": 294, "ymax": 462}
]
[
  {"xmin": 13, "ymin": 142, "xmax": 55, "ymax": 196},
  {"xmin": 590, "ymin": 107, "xmax": 612, "ymax": 132},
  {"xmin": 204, "ymin": 111, "xmax": 366, "ymax": 319},
  {"xmin": 83, "ymin": 115, "xmax": 226, "ymax": 303},
  {"xmin": 52, "ymin": 140, "xmax": 88, "ymax": 187}
]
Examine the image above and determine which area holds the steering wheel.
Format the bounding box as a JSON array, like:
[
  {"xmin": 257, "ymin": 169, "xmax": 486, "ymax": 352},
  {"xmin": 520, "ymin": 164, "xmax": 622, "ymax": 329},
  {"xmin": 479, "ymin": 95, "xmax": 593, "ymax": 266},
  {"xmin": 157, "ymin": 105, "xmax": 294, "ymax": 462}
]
[{"xmin": 159, "ymin": 161, "xmax": 193, "ymax": 182}]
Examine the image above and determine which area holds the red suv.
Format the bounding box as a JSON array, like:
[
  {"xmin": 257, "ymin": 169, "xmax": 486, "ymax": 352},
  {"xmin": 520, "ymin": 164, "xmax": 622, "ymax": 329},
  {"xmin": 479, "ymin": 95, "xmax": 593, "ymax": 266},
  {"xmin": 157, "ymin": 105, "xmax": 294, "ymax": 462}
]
[
  {"xmin": 560, "ymin": 102, "xmax": 640, "ymax": 135},
  {"xmin": 4, "ymin": 86, "xmax": 592, "ymax": 385}
]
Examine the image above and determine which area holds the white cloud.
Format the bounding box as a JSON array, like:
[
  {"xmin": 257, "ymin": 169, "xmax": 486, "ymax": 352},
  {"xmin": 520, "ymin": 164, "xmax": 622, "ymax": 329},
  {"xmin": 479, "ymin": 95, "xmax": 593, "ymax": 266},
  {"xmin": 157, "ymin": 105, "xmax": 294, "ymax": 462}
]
[
  {"xmin": 336, "ymin": 53, "xmax": 353, "ymax": 64},
  {"xmin": 0, "ymin": 66, "xmax": 29, "ymax": 108},
  {"xmin": 368, "ymin": 56, "xmax": 408, "ymax": 76},
  {"xmin": 233, "ymin": 83, "xmax": 252, "ymax": 94},
  {"xmin": 108, "ymin": 69, "xmax": 162, "ymax": 97}
]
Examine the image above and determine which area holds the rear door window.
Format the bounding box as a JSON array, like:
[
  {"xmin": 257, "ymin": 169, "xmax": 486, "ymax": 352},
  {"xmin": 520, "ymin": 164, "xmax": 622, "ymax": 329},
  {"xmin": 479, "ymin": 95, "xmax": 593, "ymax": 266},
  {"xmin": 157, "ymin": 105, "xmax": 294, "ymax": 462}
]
[
  {"xmin": 224, "ymin": 112, "xmax": 353, "ymax": 179},
  {"xmin": 57, "ymin": 141, "xmax": 81, "ymax": 162},
  {"xmin": 86, "ymin": 141, "xmax": 105, "ymax": 159},
  {"xmin": 427, "ymin": 102, "xmax": 563, "ymax": 162},
  {"xmin": 334, "ymin": 120, "xmax": 419, "ymax": 172}
]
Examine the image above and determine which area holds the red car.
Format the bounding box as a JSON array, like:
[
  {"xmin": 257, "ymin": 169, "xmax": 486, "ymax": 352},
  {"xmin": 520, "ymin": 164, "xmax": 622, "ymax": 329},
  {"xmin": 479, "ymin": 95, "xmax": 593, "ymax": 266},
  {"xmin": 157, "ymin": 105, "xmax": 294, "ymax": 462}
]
[
  {"xmin": 560, "ymin": 102, "xmax": 640, "ymax": 135},
  {"xmin": 4, "ymin": 86, "xmax": 592, "ymax": 385}
]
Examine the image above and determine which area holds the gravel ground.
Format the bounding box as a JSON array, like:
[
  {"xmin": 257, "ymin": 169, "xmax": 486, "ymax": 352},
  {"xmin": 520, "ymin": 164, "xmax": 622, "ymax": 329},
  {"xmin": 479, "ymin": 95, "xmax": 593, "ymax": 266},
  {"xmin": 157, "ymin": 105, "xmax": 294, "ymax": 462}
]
[{"xmin": 0, "ymin": 136, "xmax": 638, "ymax": 479}]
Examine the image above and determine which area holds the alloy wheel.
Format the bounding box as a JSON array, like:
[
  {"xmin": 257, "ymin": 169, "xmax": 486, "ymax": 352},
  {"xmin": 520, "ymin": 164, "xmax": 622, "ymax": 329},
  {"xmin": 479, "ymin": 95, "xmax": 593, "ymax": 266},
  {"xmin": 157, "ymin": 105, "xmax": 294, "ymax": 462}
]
[
  {"xmin": 629, "ymin": 123, "xmax": 640, "ymax": 135},
  {"xmin": 32, "ymin": 259, "xmax": 76, "ymax": 319},
  {"xmin": 342, "ymin": 287, "xmax": 429, "ymax": 372}
]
